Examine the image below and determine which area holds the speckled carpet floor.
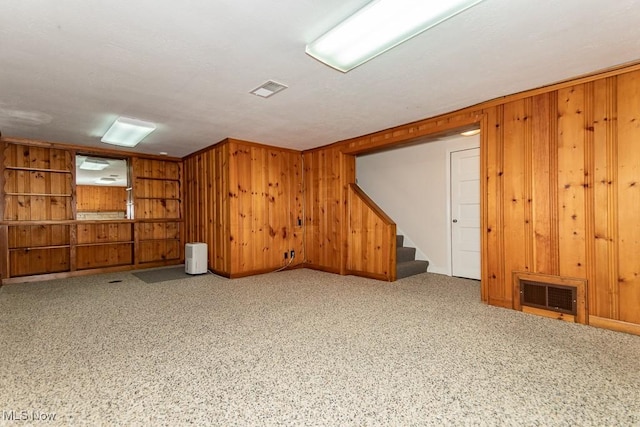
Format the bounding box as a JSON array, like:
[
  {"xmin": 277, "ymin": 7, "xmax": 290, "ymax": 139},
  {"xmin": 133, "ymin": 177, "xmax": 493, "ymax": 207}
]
[{"xmin": 1, "ymin": 269, "xmax": 639, "ymax": 426}]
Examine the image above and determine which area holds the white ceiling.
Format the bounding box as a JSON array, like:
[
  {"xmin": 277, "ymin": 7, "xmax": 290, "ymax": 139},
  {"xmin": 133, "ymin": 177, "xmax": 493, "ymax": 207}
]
[{"xmin": 2, "ymin": 0, "xmax": 640, "ymax": 158}]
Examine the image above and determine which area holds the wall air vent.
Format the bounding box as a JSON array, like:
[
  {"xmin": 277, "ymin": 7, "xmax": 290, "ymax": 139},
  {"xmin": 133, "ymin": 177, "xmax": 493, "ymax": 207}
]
[
  {"xmin": 514, "ymin": 272, "xmax": 587, "ymax": 323},
  {"xmin": 520, "ymin": 280, "xmax": 577, "ymax": 315},
  {"xmin": 250, "ymin": 80, "xmax": 288, "ymax": 98}
]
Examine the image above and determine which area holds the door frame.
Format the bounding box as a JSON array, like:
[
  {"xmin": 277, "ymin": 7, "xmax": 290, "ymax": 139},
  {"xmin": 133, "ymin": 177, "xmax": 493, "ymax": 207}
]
[{"xmin": 445, "ymin": 138, "xmax": 480, "ymax": 277}]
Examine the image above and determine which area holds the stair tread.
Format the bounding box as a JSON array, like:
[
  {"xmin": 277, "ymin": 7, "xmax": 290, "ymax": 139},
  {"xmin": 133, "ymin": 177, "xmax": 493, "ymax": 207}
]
[{"xmin": 396, "ymin": 260, "xmax": 429, "ymax": 279}]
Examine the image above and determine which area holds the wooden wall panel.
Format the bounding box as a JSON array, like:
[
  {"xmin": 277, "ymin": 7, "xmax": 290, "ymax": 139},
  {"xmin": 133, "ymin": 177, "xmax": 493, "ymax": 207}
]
[
  {"xmin": 303, "ymin": 147, "xmax": 345, "ymax": 273},
  {"xmin": 2, "ymin": 141, "xmax": 74, "ymax": 278},
  {"xmin": 9, "ymin": 225, "xmax": 70, "ymax": 248},
  {"xmin": 137, "ymin": 222, "xmax": 179, "ymax": 240},
  {"xmin": 10, "ymin": 248, "xmax": 69, "ymax": 277},
  {"xmin": 3, "ymin": 143, "xmax": 71, "ymax": 171},
  {"xmin": 616, "ymin": 72, "xmax": 640, "ymax": 325},
  {"xmin": 76, "ymin": 223, "xmax": 132, "ymax": 244},
  {"xmin": 557, "ymin": 85, "xmax": 588, "ymax": 279},
  {"xmin": 346, "ymin": 184, "xmax": 396, "ymax": 280},
  {"xmin": 138, "ymin": 240, "xmax": 180, "ymax": 263},
  {"xmin": 76, "ymin": 186, "xmax": 127, "ymax": 212},
  {"xmin": 183, "ymin": 139, "xmax": 303, "ymax": 277},
  {"xmin": 133, "ymin": 157, "xmax": 183, "ymax": 265},
  {"xmin": 500, "ymin": 99, "xmax": 530, "ymax": 306},
  {"xmin": 4, "ymin": 171, "xmax": 73, "ymax": 221},
  {"xmin": 183, "ymin": 142, "xmax": 230, "ymax": 274},
  {"xmin": 483, "ymin": 105, "xmax": 506, "ymax": 305},
  {"xmin": 76, "ymin": 244, "xmax": 133, "ymax": 270},
  {"xmin": 590, "ymin": 77, "xmax": 618, "ymax": 319},
  {"xmin": 477, "ymin": 74, "xmax": 635, "ymax": 329},
  {"xmin": 228, "ymin": 141, "xmax": 303, "ymax": 275},
  {"xmin": 530, "ymin": 93, "xmax": 559, "ymax": 275},
  {"xmin": 136, "ymin": 199, "xmax": 181, "ymax": 219},
  {"xmin": 136, "ymin": 159, "xmax": 180, "ymax": 180},
  {"xmin": 134, "ymin": 178, "xmax": 179, "ymax": 199}
]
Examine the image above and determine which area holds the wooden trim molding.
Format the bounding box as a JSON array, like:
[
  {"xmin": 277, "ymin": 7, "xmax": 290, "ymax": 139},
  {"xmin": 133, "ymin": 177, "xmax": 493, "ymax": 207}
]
[
  {"xmin": 589, "ymin": 316, "xmax": 640, "ymax": 336},
  {"xmin": 1, "ymin": 136, "xmax": 182, "ymax": 162}
]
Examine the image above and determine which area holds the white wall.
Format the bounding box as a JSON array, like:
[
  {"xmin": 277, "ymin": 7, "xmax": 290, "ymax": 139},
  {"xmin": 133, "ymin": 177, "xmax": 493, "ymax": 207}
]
[{"xmin": 356, "ymin": 134, "xmax": 479, "ymax": 275}]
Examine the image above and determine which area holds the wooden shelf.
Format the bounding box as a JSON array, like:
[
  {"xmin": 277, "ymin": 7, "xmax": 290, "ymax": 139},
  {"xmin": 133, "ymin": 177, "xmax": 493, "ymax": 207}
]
[
  {"xmin": 5, "ymin": 192, "xmax": 72, "ymax": 197},
  {"xmin": 135, "ymin": 197, "xmax": 181, "ymax": 201},
  {"xmin": 9, "ymin": 245, "xmax": 71, "ymax": 251},
  {"xmin": 135, "ymin": 176, "xmax": 180, "ymax": 182},
  {"xmin": 138, "ymin": 238, "xmax": 181, "ymax": 242},
  {"xmin": 75, "ymin": 241, "xmax": 134, "ymax": 248},
  {"xmin": 5, "ymin": 166, "xmax": 72, "ymax": 174},
  {"xmin": 135, "ymin": 218, "xmax": 184, "ymax": 223}
]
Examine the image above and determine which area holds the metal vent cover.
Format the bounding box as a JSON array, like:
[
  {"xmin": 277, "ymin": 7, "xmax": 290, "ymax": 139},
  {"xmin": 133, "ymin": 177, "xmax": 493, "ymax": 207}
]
[
  {"xmin": 521, "ymin": 280, "xmax": 577, "ymax": 315},
  {"xmin": 250, "ymin": 80, "xmax": 288, "ymax": 98}
]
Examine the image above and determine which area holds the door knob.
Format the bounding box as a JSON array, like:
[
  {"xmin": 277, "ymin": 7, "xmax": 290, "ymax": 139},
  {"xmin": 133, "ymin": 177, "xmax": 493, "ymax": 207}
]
[{"xmin": 452, "ymin": 219, "xmax": 458, "ymax": 223}]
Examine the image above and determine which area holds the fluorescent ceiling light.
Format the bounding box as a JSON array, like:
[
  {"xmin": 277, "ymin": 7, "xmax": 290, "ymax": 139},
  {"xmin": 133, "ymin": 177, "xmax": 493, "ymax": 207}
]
[
  {"xmin": 306, "ymin": 0, "xmax": 485, "ymax": 72},
  {"xmin": 101, "ymin": 116, "xmax": 156, "ymax": 147},
  {"xmin": 461, "ymin": 129, "xmax": 481, "ymax": 136},
  {"xmin": 79, "ymin": 157, "xmax": 110, "ymax": 170},
  {"xmin": 95, "ymin": 177, "xmax": 117, "ymax": 184}
]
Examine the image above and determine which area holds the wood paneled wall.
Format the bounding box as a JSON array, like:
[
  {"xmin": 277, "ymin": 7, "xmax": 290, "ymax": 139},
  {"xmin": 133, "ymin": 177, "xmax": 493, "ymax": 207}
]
[
  {"xmin": 183, "ymin": 141, "xmax": 229, "ymax": 273},
  {"xmin": 3, "ymin": 144, "xmax": 74, "ymax": 221},
  {"xmin": 183, "ymin": 139, "xmax": 303, "ymax": 277},
  {"xmin": 0, "ymin": 138, "xmax": 183, "ymax": 283},
  {"xmin": 132, "ymin": 158, "xmax": 182, "ymax": 265},
  {"xmin": 346, "ymin": 184, "xmax": 396, "ymax": 281},
  {"xmin": 305, "ymin": 63, "xmax": 640, "ymax": 335},
  {"xmin": 482, "ymin": 71, "xmax": 640, "ymax": 332},
  {"xmin": 302, "ymin": 147, "xmax": 354, "ymax": 274},
  {"xmin": 76, "ymin": 185, "xmax": 127, "ymax": 212}
]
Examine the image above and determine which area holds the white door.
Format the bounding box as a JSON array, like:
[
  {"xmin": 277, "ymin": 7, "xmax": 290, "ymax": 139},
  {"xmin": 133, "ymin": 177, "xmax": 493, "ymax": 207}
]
[{"xmin": 451, "ymin": 148, "xmax": 480, "ymax": 279}]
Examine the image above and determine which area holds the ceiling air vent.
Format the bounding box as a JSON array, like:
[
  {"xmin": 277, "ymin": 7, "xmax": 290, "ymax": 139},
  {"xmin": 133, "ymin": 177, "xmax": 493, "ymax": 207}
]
[{"xmin": 250, "ymin": 80, "xmax": 288, "ymax": 98}]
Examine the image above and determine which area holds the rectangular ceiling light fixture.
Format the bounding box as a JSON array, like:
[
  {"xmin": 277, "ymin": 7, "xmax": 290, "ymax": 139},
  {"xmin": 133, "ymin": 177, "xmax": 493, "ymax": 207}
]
[
  {"xmin": 95, "ymin": 177, "xmax": 117, "ymax": 184},
  {"xmin": 101, "ymin": 116, "xmax": 156, "ymax": 147},
  {"xmin": 306, "ymin": 0, "xmax": 485, "ymax": 72},
  {"xmin": 79, "ymin": 157, "xmax": 110, "ymax": 171}
]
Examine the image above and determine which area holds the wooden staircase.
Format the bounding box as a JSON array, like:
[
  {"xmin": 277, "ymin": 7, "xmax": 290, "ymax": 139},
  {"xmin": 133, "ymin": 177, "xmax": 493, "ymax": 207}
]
[{"xmin": 396, "ymin": 235, "xmax": 429, "ymax": 279}]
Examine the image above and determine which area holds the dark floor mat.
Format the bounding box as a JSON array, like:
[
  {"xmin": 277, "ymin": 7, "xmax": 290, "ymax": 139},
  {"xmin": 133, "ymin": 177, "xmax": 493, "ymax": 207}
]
[{"xmin": 133, "ymin": 266, "xmax": 207, "ymax": 283}]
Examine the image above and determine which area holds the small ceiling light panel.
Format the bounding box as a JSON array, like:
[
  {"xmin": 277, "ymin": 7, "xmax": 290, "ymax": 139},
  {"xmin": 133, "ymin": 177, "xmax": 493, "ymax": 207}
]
[
  {"xmin": 95, "ymin": 177, "xmax": 117, "ymax": 184},
  {"xmin": 461, "ymin": 129, "xmax": 481, "ymax": 136},
  {"xmin": 250, "ymin": 80, "xmax": 288, "ymax": 98},
  {"xmin": 306, "ymin": 0, "xmax": 486, "ymax": 72},
  {"xmin": 80, "ymin": 157, "xmax": 110, "ymax": 171},
  {"xmin": 101, "ymin": 116, "xmax": 156, "ymax": 147}
]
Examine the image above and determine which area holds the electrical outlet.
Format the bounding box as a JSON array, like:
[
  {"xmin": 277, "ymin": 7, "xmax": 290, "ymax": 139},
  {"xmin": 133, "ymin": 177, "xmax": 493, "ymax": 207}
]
[
  {"xmin": 284, "ymin": 252, "xmax": 288, "ymax": 259},
  {"xmin": 290, "ymin": 250, "xmax": 295, "ymax": 259}
]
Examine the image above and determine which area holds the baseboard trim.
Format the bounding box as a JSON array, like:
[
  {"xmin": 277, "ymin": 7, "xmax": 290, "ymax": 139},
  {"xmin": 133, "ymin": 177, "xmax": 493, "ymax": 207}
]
[
  {"xmin": 589, "ymin": 316, "xmax": 640, "ymax": 336},
  {"xmin": 302, "ymin": 263, "xmax": 341, "ymax": 275},
  {"xmin": 1, "ymin": 260, "xmax": 182, "ymax": 285},
  {"xmin": 345, "ymin": 269, "xmax": 392, "ymax": 282}
]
